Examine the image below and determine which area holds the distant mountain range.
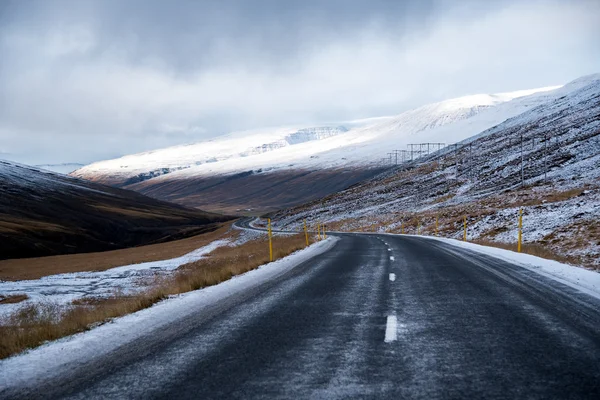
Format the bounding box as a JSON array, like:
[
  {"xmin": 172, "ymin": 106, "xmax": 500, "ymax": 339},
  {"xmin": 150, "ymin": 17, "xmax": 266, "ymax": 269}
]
[{"xmin": 71, "ymin": 74, "xmax": 599, "ymax": 214}]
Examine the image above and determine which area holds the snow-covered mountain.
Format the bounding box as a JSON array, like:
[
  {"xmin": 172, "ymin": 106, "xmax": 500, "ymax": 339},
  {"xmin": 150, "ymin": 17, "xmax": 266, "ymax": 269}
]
[
  {"xmin": 72, "ymin": 74, "xmax": 599, "ymax": 213},
  {"xmin": 72, "ymin": 84, "xmax": 564, "ymax": 185},
  {"xmin": 272, "ymin": 74, "xmax": 600, "ymax": 268}
]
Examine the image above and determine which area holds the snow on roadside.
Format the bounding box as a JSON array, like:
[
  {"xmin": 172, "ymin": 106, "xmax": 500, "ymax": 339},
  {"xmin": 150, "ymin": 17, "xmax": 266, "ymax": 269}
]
[
  {"xmin": 0, "ymin": 237, "xmax": 339, "ymax": 390},
  {"xmin": 428, "ymin": 236, "xmax": 600, "ymax": 299},
  {"xmin": 0, "ymin": 239, "xmax": 231, "ymax": 319}
]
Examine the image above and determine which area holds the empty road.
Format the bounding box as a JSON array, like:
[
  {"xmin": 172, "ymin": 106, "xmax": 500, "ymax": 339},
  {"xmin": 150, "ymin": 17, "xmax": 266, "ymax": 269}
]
[{"xmin": 3, "ymin": 226, "xmax": 600, "ymax": 399}]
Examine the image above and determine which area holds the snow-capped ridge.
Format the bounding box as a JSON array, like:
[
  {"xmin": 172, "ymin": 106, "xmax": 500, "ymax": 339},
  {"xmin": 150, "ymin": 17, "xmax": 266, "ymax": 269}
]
[
  {"xmin": 72, "ymin": 75, "xmax": 600, "ymax": 192},
  {"xmin": 240, "ymin": 126, "xmax": 349, "ymax": 156}
]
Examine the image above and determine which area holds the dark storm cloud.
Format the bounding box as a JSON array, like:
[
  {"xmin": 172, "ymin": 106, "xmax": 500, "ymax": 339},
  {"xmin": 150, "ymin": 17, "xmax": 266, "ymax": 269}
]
[
  {"xmin": 3, "ymin": 0, "xmax": 440, "ymax": 71},
  {"xmin": 0, "ymin": 0, "xmax": 598, "ymax": 164}
]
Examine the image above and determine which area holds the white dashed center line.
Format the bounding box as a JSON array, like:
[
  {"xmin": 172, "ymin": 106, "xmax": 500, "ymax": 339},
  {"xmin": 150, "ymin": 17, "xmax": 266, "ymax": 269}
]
[
  {"xmin": 385, "ymin": 315, "xmax": 398, "ymax": 342},
  {"xmin": 390, "ymin": 256, "xmax": 395, "ymax": 261},
  {"xmin": 389, "ymin": 273, "xmax": 396, "ymax": 281}
]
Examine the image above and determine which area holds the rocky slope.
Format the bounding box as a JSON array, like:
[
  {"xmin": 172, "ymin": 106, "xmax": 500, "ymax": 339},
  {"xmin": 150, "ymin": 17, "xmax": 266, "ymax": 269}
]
[{"xmin": 271, "ymin": 75, "xmax": 600, "ymax": 269}]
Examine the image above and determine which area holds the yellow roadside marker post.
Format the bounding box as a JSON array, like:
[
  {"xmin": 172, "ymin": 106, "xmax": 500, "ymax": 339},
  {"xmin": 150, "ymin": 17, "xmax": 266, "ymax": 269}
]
[
  {"xmin": 268, "ymin": 218, "xmax": 273, "ymax": 262},
  {"xmin": 401, "ymin": 221, "xmax": 404, "ymax": 234},
  {"xmin": 303, "ymin": 219, "xmax": 309, "ymax": 246},
  {"xmin": 463, "ymin": 215, "xmax": 467, "ymax": 242},
  {"xmin": 323, "ymin": 224, "xmax": 327, "ymax": 239},
  {"xmin": 518, "ymin": 208, "xmax": 523, "ymax": 253},
  {"xmin": 436, "ymin": 214, "xmax": 439, "ymax": 236}
]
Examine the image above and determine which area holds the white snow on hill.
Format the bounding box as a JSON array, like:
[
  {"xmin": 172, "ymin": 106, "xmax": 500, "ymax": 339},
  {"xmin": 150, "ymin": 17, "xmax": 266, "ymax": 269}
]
[
  {"xmin": 0, "ymin": 160, "xmax": 103, "ymax": 194},
  {"xmin": 73, "ymin": 76, "xmax": 599, "ymax": 185},
  {"xmin": 34, "ymin": 163, "xmax": 85, "ymax": 174}
]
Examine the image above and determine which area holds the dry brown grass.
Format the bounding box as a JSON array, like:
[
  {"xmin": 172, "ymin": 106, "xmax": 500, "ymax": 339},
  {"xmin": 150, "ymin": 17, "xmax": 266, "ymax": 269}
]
[
  {"xmin": 0, "ymin": 222, "xmax": 233, "ymax": 281},
  {"xmin": 0, "ymin": 233, "xmax": 308, "ymax": 359},
  {"xmin": 472, "ymin": 239, "xmax": 574, "ymax": 264},
  {"xmin": 92, "ymin": 205, "xmax": 189, "ymax": 220},
  {"xmin": 0, "ymin": 217, "xmax": 69, "ymax": 233},
  {"xmin": 433, "ymin": 193, "xmax": 455, "ymax": 204},
  {"xmin": 520, "ymin": 187, "xmax": 585, "ymax": 207},
  {"xmin": 0, "ymin": 294, "xmax": 29, "ymax": 304}
]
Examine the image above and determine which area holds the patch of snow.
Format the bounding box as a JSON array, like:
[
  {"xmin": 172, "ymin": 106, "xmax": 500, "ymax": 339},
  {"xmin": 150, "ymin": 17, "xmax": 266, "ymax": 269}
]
[
  {"xmin": 34, "ymin": 163, "xmax": 85, "ymax": 174},
  {"xmin": 0, "ymin": 239, "xmax": 230, "ymax": 319},
  {"xmin": 428, "ymin": 236, "xmax": 600, "ymax": 299},
  {"xmin": 0, "ymin": 237, "xmax": 339, "ymax": 390}
]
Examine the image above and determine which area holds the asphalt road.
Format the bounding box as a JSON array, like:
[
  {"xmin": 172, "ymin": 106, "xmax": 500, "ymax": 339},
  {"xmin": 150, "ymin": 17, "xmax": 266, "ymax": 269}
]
[{"xmin": 6, "ymin": 226, "xmax": 600, "ymax": 399}]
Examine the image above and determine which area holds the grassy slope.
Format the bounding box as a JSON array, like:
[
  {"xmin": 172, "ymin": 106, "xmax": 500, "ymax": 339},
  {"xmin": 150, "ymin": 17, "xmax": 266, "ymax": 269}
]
[
  {"xmin": 0, "ymin": 222, "xmax": 233, "ymax": 280},
  {"xmin": 0, "ymin": 161, "xmax": 232, "ymax": 260},
  {"xmin": 0, "ymin": 232, "xmax": 309, "ymax": 359},
  {"xmin": 123, "ymin": 168, "xmax": 385, "ymax": 214}
]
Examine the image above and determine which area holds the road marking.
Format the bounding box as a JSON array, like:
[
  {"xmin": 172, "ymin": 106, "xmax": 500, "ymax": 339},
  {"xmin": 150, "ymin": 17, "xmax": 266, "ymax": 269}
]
[
  {"xmin": 390, "ymin": 256, "xmax": 395, "ymax": 261},
  {"xmin": 388, "ymin": 248, "xmax": 392, "ymax": 251},
  {"xmin": 385, "ymin": 315, "xmax": 397, "ymax": 342},
  {"xmin": 389, "ymin": 273, "xmax": 396, "ymax": 281}
]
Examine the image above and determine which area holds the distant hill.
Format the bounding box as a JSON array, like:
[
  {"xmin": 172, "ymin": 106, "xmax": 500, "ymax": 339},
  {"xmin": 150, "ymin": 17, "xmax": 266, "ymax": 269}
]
[
  {"xmin": 34, "ymin": 163, "xmax": 85, "ymax": 174},
  {"xmin": 0, "ymin": 161, "xmax": 231, "ymax": 260}
]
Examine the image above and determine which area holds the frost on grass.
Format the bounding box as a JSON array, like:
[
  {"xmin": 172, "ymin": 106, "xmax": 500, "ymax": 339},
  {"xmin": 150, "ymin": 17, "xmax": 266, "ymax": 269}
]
[
  {"xmin": 0, "ymin": 239, "xmax": 232, "ymax": 319},
  {"xmin": 271, "ymin": 76, "xmax": 600, "ymax": 270}
]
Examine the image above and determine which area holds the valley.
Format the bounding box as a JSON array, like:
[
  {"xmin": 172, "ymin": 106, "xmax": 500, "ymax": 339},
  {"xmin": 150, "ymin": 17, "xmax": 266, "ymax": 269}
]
[{"xmin": 2, "ymin": 73, "xmax": 599, "ymax": 399}]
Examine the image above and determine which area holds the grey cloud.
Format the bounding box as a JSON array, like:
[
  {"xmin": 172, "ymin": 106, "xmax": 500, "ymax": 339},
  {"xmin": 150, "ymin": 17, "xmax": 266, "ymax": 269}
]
[{"xmin": 0, "ymin": 0, "xmax": 599, "ymax": 165}]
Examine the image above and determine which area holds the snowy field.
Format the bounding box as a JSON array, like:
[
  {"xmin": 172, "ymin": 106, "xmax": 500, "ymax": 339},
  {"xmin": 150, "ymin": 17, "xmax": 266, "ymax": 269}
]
[
  {"xmin": 0, "ymin": 227, "xmax": 270, "ymax": 320},
  {"xmin": 428, "ymin": 236, "xmax": 600, "ymax": 299},
  {"xmin": 0, "ymin": 237, "xmax": 339, "ymax": 389}
]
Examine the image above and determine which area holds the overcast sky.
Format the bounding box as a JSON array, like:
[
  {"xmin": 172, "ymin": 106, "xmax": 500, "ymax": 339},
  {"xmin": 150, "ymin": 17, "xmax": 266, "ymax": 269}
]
[{"xmin": 0, "ymin": 0, "xmax": 599, "ymax": 165}]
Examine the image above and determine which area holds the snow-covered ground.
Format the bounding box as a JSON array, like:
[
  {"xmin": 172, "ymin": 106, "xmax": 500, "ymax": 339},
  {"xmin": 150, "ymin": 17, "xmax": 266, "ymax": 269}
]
[
  {"xmin": 272, "ymin": 74, "xmax": 600, "ymax": 269},
  {"xmin": 0, "ymin": 237, "xmax": 339, "ymax": 389},
  {"xmin": 34, "ymin": 163, "xmax": 85, "ymax": 174},
  {"xmin": 0, "ymin": 239, "xmax": 230, "ymax": 319},
  {"xmin": 0, "ymin": 225, "xmax": 281, "ymax": 320},
  {"xmin": 428, "ymin": 237, "xmax": 600, "ymax": 299},
  {"xmin": 0, "ymin": 159, "xmax": 108, "ymax": 194}
]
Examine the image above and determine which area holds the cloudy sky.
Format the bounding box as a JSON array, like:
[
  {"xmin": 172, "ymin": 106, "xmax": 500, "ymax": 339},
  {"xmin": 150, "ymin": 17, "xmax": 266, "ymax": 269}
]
[{"xmin": 0, "ymin": 0, "xmax": 598, "ymax": 165}]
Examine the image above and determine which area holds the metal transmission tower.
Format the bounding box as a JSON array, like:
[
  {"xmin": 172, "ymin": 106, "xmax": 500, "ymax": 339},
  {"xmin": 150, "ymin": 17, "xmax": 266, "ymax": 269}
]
[
  {"xmin": 406, "ymin": 144, "xmax": 429, "ymax": 161},
  {"xmin": 391, "ymin": 150, "xmax": 403, "ymax": 165},
  {"xmin": 388, "ymin": 150, "xmax": 402, "ymax": 165},
  {"xmin": 423, "ymin": 142, "xmax": 446, "ymax": 156},
  {"xmin": 398, "ymin": 150, "xmax": 410, "ymax": 164},
  {"xmin": 408, "ymin": 144, "xmax": 417, "ymax": 161}
]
